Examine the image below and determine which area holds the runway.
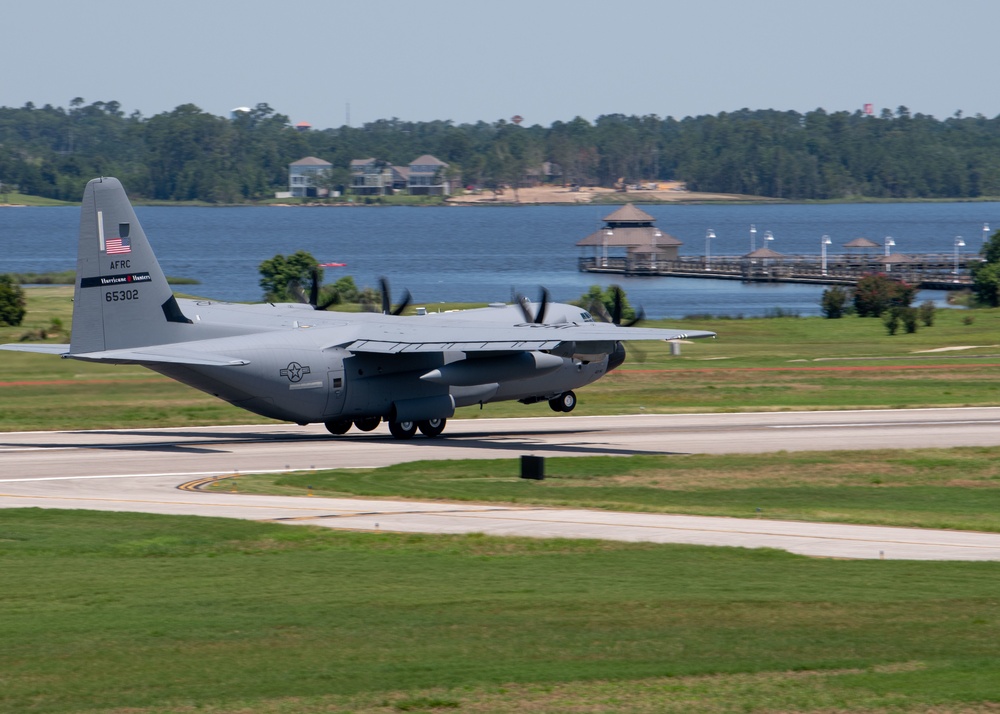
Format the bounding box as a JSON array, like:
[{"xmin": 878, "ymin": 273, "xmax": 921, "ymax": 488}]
[{"xmin": 4, "ymin": 408, "xmax": 1000, "ymax": 561}]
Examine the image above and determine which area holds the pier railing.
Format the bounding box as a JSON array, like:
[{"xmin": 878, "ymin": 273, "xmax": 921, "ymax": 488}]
[{"xmin": 578, "ymin": 254, "xmax": 974, "ymax": 289}]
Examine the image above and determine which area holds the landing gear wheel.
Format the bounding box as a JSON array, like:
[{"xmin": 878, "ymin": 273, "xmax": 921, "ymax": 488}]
[
  {"xmin": 417, "ymin": 418, "xmax": 447, "ymax": 438},
  {"xmin": 353, "ymin": 416, "xmax": 381, "ymax": 432},
  {"xmin": 549, "ymin": 391, "xmax": 577, "ymax": 413},
  {"xmin": 324, "ymin": 419, "xmax": 352, "ymax": 435},
  {"xmin": 388, "ymin": 420, "xmax": 417, "ymax": 440}
]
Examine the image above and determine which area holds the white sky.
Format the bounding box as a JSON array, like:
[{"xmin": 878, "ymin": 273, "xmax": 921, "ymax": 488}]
[{"xmin": 4, "ymin": 0, "xmax": 996, "ymax": 128}]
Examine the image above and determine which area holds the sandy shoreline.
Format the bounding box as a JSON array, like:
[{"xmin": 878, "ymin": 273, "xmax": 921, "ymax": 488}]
[{"xmin": 445, "ymin": 182, "xmax": 768, "ymax": 205}]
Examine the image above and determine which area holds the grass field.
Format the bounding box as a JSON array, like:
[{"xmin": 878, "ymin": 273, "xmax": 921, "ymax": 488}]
[
  {"xmin": 0, "ymin": 192, "xmax": 74, "ymax": 206},
  {"xmin": 231, "ymin": 446, "xmax": 1000, "ymax": 533},
  {"xmin": 2, "ymin": 509, "xmax": 999, "ymax": 714},
  {"xmin": 4, "ymin": 287, "xmax": 1000, "ymax": 430},
  {"xmin": 6, "ymin": 291, "xmax": 1000, "ymax": 712}
]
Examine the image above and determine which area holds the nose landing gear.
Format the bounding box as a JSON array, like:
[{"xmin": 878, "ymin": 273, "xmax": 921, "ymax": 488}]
[{"xmin": 548, "ymin": 390, "xmax": 577, "ymax": 413}]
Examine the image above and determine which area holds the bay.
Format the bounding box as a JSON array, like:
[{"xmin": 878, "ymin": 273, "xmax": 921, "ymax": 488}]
[{"xmin": 2, "ymin": 201, "xmax": 999, "ymax": 318}]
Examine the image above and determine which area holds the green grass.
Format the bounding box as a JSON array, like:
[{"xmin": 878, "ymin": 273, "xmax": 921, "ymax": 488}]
[
  {"xmin": 232, "ymin": 446, "xmax": 1000, "ymax": 532},
  {"xmin": 0, "ymin": 192, "xmax": 75, "ymax": 206},
  {"xmin": 7, "ymin": 284, "xmax": 1000, "ymax": 712},
  {"xmin": 2, "ymin": 509, "xmax": 999, "ymax": 713}
]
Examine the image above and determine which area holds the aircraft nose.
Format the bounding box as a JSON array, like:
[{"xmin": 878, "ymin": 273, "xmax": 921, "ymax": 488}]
[{"xmin": 608, "ymin": 341, "xmax": 627, "ymax": 371}]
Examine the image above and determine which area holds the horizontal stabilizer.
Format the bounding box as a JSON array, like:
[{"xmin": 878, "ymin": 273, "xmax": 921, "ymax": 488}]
[
  {"xmin": 0, "ymin": 343, "xmax": 71, "ymax": 356},
  {"xmin": 67, "ymin": 346, "xmax": 249, "ymax": 367}
]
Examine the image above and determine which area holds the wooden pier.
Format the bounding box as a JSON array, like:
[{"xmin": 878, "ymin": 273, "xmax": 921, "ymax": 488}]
[{"xmin": 578, "ymin": 254, "xmax": 974, "ymax": 290}]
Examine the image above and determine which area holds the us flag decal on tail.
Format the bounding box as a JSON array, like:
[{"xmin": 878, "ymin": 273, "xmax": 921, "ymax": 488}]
[
  {"xmin": 106, "ymin": 236, "xmax": 131, "ymax": 254},
  {"xmin": 97, "ymin": 210, "xmax": 131, "ymax": 253}
]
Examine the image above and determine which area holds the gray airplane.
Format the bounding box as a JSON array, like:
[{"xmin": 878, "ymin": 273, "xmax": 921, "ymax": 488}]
[{"xmin": 1, "ymin": 177, "xmax": 715, "ymax": 439}]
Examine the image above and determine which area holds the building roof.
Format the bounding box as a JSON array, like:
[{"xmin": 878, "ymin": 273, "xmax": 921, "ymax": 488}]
[
  {"xmin": 627, "ymin": 244, "xmax": 677, "ymax": 255},
  {"xmin": 290, "ymin": 156, "xmax": 332, "ymax": 167},
  {"xmin": 843, "ymin": 237, "xmax": 881, "ymax": 249},
  {"xmin": 744, "ymin": 247, "xmax": 786, "ymax": 259},
  {"xmin": 350, "ymin": 158, "xmax": 378, "ymax": 167},
  {"xmin": 577, "ymin": 226, "xmax": 682, "ymax": 247},
  {"xmin": 410, "ymin": 154, "xmax": 447, "ymax": 167},
  {"xmin": 602, "ymin": 204, "xmax": 655, "ymax": 224},
  {"xmin": 875, "ymin": 253, "xmax": 918, "ymax": 264}
]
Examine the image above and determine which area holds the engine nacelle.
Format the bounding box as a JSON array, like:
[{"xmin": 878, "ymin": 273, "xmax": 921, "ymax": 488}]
[{"xmin": 420, "ymin": 351, "xmax": 563, "ymax": 387}]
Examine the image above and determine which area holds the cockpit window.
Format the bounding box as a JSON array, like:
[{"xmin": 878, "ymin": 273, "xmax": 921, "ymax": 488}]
[{"xmin": 580, "ymin": 311, "xmax": 595, "ymax": 323}]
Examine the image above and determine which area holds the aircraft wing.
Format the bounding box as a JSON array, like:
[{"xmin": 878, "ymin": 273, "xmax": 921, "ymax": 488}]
[{"xmin": 329, "ymin": 322, "xmax": 716, "ymax": 354}]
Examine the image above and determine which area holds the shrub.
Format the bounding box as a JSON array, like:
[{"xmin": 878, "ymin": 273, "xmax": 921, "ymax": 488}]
[
  {"xmin": 0, "ymin": 274, "xmax": 27, "ymax": 326},
  {"xmin": 918, "ymin": 300, "xmax": 936, "ymax": 326},
  {"xmin": 820, "ymin": 286, "xmax": 850, "ymax": 318},
  {"xmin": 883, "ymin": 308, "xmax": 901, "ymax": 335},
  {"xmin": 854, "ymin": 273, "xmax": 916, "ymax": 317}
]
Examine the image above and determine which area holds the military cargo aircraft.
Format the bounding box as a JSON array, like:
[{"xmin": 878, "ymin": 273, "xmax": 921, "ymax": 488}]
[{"xmin": 1, "ymin": 177, "xmax": 715, "ymax": 439}]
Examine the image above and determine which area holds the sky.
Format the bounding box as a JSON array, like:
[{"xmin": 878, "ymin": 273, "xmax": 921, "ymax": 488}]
[{"xmin": 4, "ymin": 0, "xmax": 997, "ymax": 129}]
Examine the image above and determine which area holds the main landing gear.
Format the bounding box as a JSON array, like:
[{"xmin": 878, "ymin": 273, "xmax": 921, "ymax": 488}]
[
  {"xmin": 387, "ymin": 418, "xmax": 447, "ymax": 440},
  {"xmin": 324, "ymin": 419, "xmax": 352, "ymax": 435},
  {"xmin": 548, "ymin": 390, "xmax": 577, "ymax": 413},
  {"xmin": 325, "ymin": 417, "xmax": 448, "ymax": 439}
]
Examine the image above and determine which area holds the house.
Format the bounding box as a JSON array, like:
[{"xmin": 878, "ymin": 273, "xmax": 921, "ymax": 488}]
[
  {"xmin": 350, "ymin": 158, "xmax": 396, "ymax": 196},
  {"xmin": 407, "ymin": 155, "xmax": 456, "ymax": 196},
  {"xmin": 288, "ymin": 156, "xmax": 333, "ymax": 198},
  {"xmin": 524, "ymin": 161, "xmax": 563, "ymax": 187},
  {"xmin": 349, "ymin": 154, "xmax": 457, "ymax": 196}
]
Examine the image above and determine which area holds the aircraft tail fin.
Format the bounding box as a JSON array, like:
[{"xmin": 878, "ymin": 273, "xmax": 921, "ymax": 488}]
[{"xmin": 70, "ymin": 177, "xmax": 193, "ymax": 354}]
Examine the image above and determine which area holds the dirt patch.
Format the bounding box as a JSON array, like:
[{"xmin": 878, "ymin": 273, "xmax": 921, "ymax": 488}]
[{"xmin": 446, "ymin": 183, "xmax": 766, "ymax": 205}]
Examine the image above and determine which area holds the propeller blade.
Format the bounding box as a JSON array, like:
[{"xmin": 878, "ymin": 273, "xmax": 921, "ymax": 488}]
[
  {"xmin": 391, "ymin": 288, "xmax": 412, "ymax": 316},
  {"xmin": 623, "ymin": 306, "xmax": 645, "ymax": 327},
  {"xmin": 516, "ymin": 294, "xmax": 534, "ymax": 322},
  {"xmin": 606, "ymin": 286, "xmax": 646, "ymax": 358},
  {"xmin": 533, "ymin": 287, "xmax": 549, "ymax": 324},
  {"xmin": 379, "ymin": 277, "xmax": 413, "ymax": 315},
  {"xmin": 379, "ymin": 277, "xmax": 392, "ymax": 315},
  {"xmin": 611, "ymin": 285, "xmax": 624, "ymax": 324},
  {"xmin": 309, "ymin": 267, "xmax": 320, "ymax": 308},
  {"xmin": 316, "ymin": 294, "xmax": 339, "ymax": 311},
  {"xmin": 587, "ymin": 299, "xmax": 613, "ymax": 323},
  {"xmin": 288, "ymin": 279, "xmax": 309, "ymax": 305}
]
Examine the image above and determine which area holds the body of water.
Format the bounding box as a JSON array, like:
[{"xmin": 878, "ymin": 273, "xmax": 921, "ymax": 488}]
[{"xmin": 3, "ymin": 201, "xmax": 999, "ymax": 318}]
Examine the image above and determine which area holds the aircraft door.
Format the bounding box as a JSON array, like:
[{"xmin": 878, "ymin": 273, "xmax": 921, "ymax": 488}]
[{"xmin": 324, "ymin": 365, "xmax": 347, "ymax": 416}]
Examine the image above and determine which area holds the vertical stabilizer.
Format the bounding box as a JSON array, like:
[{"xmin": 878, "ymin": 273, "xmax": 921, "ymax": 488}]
[{"xmin": 70, "ymin": 177, "xmax": 192, "ymax": 354}]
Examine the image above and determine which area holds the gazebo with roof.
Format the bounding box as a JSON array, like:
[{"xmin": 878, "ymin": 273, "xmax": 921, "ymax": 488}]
[
  {"xmin": 576, "ymin": 204, "xmax": 682, "ymax": 266},
  {"xmin": 743, "ymin": 247, "xmax": 786, "ymax": 261},
  {"xmin": 843, "ymin": 237, "xmax": 881, "ymax": 259},
  {"xmin": 874, "ymin": 253, "xmax": 919, "ymax": 274}
]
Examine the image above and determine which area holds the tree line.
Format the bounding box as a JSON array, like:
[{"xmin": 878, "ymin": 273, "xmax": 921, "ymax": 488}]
[{"xmin": 4, "ymin": 99, "xmax": 1000, "ymax": 203}]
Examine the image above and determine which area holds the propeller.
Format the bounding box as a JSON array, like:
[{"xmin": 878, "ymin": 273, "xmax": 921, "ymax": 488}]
[
  {"xmin": 515, "ymin": 287, "xmax": 549, "ymax": 324},
  {"xmin": 289, "ymin": 267, "xmax": 340, "ymax": 310},
  {"xmin": 287, "ymin": 279, "xmax": 309, "ymax": 305},
  {"xmin": 593, "ymin": 285, "xmax": 644, "ymax": 327},
  {"xmin": 591, "ymin": 285, "xmax": 648, "ymax": 363},
  {"xmin": 379, "ymin": 277, "xmax": 411, "ymax": 316}
]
